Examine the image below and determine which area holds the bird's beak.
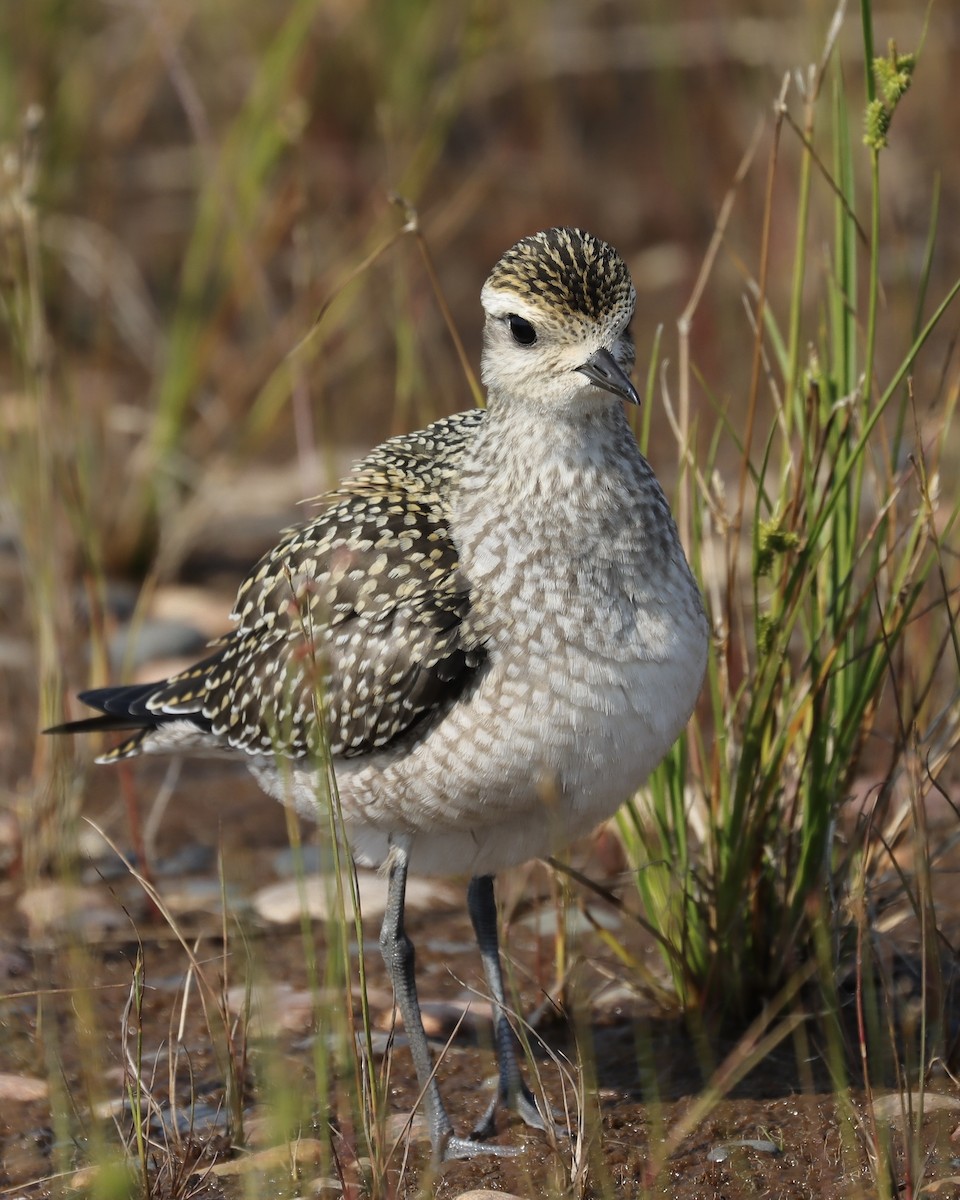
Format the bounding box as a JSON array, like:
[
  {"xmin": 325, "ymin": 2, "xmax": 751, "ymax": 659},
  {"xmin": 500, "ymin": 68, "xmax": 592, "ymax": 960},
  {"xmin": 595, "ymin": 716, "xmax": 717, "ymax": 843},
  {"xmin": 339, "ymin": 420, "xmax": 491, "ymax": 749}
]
[{"xmin": 577, "ymin": 347, "xmax": 641, "ymax": 405}]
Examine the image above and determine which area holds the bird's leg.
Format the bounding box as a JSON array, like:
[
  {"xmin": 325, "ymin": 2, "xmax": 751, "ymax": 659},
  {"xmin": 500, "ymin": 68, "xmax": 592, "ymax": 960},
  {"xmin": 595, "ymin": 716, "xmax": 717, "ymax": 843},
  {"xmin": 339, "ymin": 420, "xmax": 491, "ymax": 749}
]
[
  {"xmin": 466, "ymin": 874, "xmax": 565, "ymax": 1139},
  {"xmin": 379, "ymin": 840, "xmax": 519, "ymax": 1160}
]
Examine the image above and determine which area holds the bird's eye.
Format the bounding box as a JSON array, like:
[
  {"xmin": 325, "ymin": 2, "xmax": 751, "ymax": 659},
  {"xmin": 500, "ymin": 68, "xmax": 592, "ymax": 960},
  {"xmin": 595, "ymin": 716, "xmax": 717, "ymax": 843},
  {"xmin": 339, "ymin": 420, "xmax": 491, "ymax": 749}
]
[{"xmin": 507, "ymin": 315, "xmax": 537, "ymax": 346}]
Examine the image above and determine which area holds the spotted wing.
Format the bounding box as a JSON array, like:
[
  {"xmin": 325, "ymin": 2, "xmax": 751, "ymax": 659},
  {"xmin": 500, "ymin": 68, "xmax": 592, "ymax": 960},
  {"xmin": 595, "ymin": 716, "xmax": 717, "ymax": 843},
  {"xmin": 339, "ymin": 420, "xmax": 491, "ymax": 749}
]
[{"xmin": 138, "ymin": 411, "xmax": 485, "ymax": 759}]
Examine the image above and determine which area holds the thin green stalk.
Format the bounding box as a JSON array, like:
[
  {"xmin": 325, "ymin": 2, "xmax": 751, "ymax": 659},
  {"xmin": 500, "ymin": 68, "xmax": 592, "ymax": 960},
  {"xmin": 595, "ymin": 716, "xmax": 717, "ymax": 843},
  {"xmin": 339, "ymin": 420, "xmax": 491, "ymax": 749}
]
[
  {"xmin": 804, "ymin": 277, "xmax": 960, "ymax": 554},
  {"xmin": 151, "ymin": 0, "xmax": 318, "ymax": 475},
  {"xmin": 861, "ymin": 0, "xmax": 877, "ymax": 103},
  {"xmin": 783, "ymin": 88, "xmax": 816, "ymax": 444},
  {"xmin": 863, "ymin": 146, "xmax": 880, "ymax": 403},
  {"xmin": 124, "ymin": 952, "xmax": 151, "ymax": 1199}
]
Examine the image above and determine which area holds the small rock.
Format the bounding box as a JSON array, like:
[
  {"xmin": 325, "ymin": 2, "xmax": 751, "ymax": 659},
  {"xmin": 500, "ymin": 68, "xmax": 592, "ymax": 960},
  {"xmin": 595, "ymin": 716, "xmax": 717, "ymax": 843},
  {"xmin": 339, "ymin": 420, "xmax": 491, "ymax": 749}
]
[
  {"xmin": 918, "ymin": 1177, "xmax": 960, "ymax": 1194},
  {"xmin": 385, "ymin": 1111, "xmax": 430, "ymax": 1146},
  {"xmin": 519, "ymin": 903, "xmax": 621, "ymax": 937},
  {"xmin": 872, "ymin": 1091, "xmax": 960, "ymax": 1123},
  {"xmin": 356, "ymin": 984, "xmax": 393, "ymax": 1011},
  {"xmin": 376, "ymin": 995, "xmax": 493, "ymax": 1039},
  {"xmin": 452, "ymin": 1191, "xmax": 529, "ymax": 1200},
  {"xmin": 159, "ymin": 877, "xmax": 247, "ymax": 916},
  {"xmin": 68, "ymin": 1165, "xmax": 104, "ymax": 1191},
  {"xmin": 225, "ymin": 983, "xmax": 319, "ymax": 1037},
  {"xmin": 92, "ymin": 1095, "xmax": 147, "ymax": 1121},
  {"xmin": 591, "ymin": 982, "xmax": 640, "ymax": 1014},
  {"xmin": 360, "ymin": 1030, "xmax": 409, "ymax": 1058},
  {"xmin": 253, "ymin": 871, "xmax": 455, "ymax": 925},
  {"xmin": 211, "ymin": 1137, "xmax": 326, "ymax": 1177},
  {"xmin": 156, "ymin": 1101, "xmax": 228, "ymax": 1137},
  {"xmin": 16, "ymin": 883, "xmax": 138, "ymax": 940},
  {"xmin": 0, "ymin": 1073, "xmax": 49, "ymax": 1102},
  {"xmin": 707, "ymin": 1139, "xmax": 780, "ymax": 1162},
  {"xmin": 80, "ymin": 840, "xmax": 216, "ymax": 885}
]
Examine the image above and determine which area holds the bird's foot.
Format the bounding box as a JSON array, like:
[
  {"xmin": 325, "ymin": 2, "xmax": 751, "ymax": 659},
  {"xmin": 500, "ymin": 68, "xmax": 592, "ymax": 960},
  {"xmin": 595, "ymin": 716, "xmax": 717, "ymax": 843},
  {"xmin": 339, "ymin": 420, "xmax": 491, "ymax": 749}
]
[
  {"xmin": 428, "ymin": 1081, "xmax": 566, "ymax": 1159},
  {"xmin": 470, "ymin": 1081, "xmax": 569, "ymax": 1142},
  {"xmin": 439, "ymin": 1133, "xmax": 523, "ymax": 1161}
]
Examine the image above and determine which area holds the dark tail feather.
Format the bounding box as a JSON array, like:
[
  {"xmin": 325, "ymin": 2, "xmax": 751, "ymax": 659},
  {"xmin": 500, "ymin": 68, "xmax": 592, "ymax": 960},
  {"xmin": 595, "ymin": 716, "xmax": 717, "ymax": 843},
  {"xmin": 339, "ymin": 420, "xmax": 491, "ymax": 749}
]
[
  {"xmin": 44, "ymin": 681, "xmax": 165, "ymax": 736},
  {"xmin": 45, "ymin": 712, "xmax": 146, "ymax": 735},
  {"xmin": 45, "ymin": 649, "xmax": 222, "ymax": 765},
  {"xmin": 45, "ymin": 683, "xmax": 166, "ymax": 761}
]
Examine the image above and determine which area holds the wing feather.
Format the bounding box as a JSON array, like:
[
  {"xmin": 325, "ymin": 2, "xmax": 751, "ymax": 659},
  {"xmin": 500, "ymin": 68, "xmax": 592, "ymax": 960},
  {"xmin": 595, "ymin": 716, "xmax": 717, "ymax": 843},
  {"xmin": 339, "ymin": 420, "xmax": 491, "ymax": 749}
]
[{"xmin": 53, "ymin": 411, "xmax": 487, "ymax": 762}]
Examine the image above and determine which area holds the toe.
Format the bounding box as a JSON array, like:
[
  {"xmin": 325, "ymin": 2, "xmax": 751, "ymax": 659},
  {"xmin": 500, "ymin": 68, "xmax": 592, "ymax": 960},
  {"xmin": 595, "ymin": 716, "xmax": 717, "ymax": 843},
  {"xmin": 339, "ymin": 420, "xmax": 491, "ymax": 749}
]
[
  {"xmin": 511, "ymin": 1085, "xmax": 569, "ymax": 1137},
  {"xmin": 440, "ymin": 1133, "xmax": 522, "ymax": 1161}
]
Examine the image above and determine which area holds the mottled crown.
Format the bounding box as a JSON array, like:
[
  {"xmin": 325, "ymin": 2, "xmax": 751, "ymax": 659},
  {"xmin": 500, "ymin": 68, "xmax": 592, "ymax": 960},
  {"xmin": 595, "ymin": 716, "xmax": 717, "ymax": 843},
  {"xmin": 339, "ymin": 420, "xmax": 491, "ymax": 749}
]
[{"xmin": 485, "ymin": 228, "xmax": 635, "ymax": 321}]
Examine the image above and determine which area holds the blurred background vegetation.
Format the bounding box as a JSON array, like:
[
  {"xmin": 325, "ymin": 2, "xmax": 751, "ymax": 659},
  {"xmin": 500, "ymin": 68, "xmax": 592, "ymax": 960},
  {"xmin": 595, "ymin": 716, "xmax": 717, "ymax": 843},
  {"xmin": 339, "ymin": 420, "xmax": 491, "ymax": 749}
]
[
  {"xmin": 1, "ymin": 0, "xmax": 957, "ymax": 950},
  {"xmin": 4, "ymin": 1, "xmax": 957, "ymax": 559},
  {"xmin": 2, "ymin": 0, "xmax": 958, "ymax": 954}
]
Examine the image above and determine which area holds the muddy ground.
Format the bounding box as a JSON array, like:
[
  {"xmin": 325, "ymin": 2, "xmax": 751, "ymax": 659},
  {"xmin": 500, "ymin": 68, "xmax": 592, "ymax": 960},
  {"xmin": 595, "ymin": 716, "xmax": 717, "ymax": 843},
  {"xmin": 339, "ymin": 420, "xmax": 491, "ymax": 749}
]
[{"xmin": 2, "ymin": 732, "xmax": 960, "ymax": 1198}]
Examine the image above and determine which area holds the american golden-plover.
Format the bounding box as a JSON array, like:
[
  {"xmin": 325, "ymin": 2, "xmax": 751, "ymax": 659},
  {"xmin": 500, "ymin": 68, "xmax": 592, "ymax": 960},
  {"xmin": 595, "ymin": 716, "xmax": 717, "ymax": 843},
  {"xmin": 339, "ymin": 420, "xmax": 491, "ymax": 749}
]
[{"xmin": 51, "ymin": 228, "xmax": 709, "ymax": 1159}]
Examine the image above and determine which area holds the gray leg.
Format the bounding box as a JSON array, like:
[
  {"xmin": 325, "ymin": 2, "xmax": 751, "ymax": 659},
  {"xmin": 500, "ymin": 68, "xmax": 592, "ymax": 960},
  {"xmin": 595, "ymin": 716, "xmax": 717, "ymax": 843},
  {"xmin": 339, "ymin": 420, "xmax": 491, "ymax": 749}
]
[
  {"xmin": 379, "ymin": 841, "xmax": 519, "ymax": 1160},
  {"xmin": 466, "ymin": 874, "xmax": 563, "ymax": 1139}
]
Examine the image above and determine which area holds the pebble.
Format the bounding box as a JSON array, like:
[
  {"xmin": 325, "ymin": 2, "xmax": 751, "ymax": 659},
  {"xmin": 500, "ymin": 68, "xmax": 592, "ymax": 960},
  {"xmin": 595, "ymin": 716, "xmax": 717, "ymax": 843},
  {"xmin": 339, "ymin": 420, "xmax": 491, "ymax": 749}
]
[
  {"xmin": 68, "ymin": 1164, "xmax": 145, "ymax": 1194},
  {"xmin": 0, "ymin": 1073, "xmax": 49, "ymax": 1102},
  {"xmin": 253, "ymin": 871, "xmax": 456, "ymax": 925},
  {"xmin": 16, "ymin": 883, "xmax": 143, "ymax": 940},
  {"xmin": 375, "ymin": 995, "xmax": 493, "ymax": 1039},
  {"xmin": 225, "ymin": 983, "xmax": 319, "ymax": 1037},
  {"xmin": 211, "ymin": 1137, "xmax": 326, "ymax": 1177},
  {"xmin": 102, "ymin": 584, "xmax": 234, "ymax": 677},
  {"xmin": 361, "ymin": 1030, "xmax": 408, "ymax": 1058},
  {"xmin": 159, "ymin": 876, "xmax": 248, "ymax": 916},
  {"xmin": 452, "ymin": 1191, "xmax": 529, "ymax": 1200},
  {"xmin": 518, "ymin": 903, "xmax": 621, "ymax": 937},
  {"xmin": 154, "ymin": 843, "xmax": 217, "ymax": 877},
  {"xmin": 590, "ymin": 981, "xmax": 641, "ymax": 1014},
  {"xmin": 385, "ymin": 1111, "xmax": 430, "ymax": 1146},
  {"xmin": 92, "ymin": 1095, "xmax": 147, "ymax": 1121},
  {"xmin": 871, "ymin": 1091, "xmax": 960, "ymax": 1123},
  {"xmin": 707, "ymin": 1139, "xmax": 780, "ymax": 1162},
  {"xmin": 77, "ymin": 832, "xmax": 215, "ymax": 884}
]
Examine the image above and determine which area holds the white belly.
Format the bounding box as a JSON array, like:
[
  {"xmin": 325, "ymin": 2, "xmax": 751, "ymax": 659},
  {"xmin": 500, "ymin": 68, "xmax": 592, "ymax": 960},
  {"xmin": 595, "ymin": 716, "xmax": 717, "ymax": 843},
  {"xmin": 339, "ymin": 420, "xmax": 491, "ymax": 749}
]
[{"xmin": 252, "ymin": 598, "xmax": 707, "ymax": 877}]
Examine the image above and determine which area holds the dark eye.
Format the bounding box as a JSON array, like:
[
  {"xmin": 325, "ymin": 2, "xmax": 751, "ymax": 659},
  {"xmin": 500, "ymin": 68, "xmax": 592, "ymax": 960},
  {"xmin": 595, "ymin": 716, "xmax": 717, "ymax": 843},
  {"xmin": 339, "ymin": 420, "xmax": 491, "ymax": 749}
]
[{"xmin": 508, "ymin": 315, "xmax": 537, "ymax": 346}]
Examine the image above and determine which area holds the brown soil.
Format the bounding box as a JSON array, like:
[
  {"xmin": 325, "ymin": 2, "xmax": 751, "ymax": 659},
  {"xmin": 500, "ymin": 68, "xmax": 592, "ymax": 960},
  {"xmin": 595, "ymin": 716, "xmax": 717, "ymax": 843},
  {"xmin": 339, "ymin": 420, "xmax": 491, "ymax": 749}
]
[{"xmin": 2, "ymin": 757, "xmax": 960, "ymax": 1199}]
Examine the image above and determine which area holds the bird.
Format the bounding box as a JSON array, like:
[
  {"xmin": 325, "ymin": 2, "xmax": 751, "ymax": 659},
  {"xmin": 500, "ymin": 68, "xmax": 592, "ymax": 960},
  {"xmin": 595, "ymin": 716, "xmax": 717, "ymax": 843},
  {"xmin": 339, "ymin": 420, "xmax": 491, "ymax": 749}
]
[{"xmin": 49, "ymin": 227, "xmax": 709, "ymax": 1160}]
